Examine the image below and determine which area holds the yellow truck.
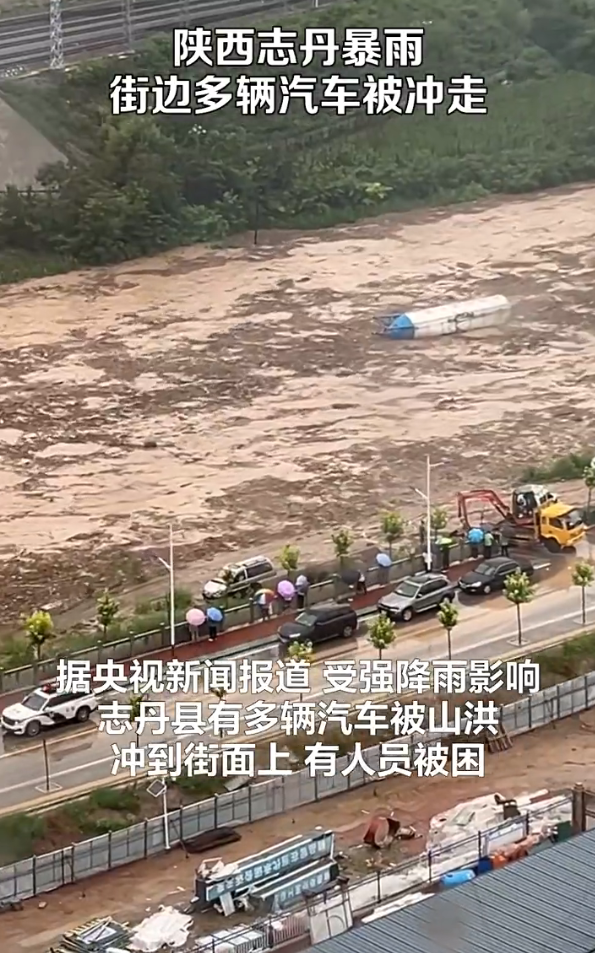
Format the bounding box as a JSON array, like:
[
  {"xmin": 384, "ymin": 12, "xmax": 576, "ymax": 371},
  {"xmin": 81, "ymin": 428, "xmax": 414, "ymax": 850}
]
[{"xmin": 457, "ymin": 483, "xmax": 585, "ymax": 551}]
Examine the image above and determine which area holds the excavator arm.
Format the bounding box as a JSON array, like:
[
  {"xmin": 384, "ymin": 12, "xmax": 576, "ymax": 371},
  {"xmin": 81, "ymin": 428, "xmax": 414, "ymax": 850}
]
[{"xmin": 457, "ymin": 489, "xmax": 513, "ymax": 527}]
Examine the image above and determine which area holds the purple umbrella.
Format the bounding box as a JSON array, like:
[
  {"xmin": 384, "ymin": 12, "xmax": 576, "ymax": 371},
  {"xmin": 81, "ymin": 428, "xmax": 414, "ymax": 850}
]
[
  {"xmin": 277, "ymin": 580, "xmax": 295, "ymax": 600},
  {"xmin": 186, "ymin": 608, "xmax": 205, "ymax": 627}
]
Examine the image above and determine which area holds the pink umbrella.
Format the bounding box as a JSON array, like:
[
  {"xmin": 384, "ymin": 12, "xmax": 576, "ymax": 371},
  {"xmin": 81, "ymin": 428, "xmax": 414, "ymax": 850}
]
[
  {"xmin": 186, "ymin": 608, "xmax": 206, "ymax": 627},
  {"xmin": 277, "ymin": 580, "xmax": 295, "ymax": 600}
]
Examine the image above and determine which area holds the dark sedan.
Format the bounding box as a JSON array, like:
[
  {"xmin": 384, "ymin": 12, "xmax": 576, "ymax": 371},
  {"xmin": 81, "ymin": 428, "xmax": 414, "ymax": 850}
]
[{"xmin": 458, "ymin": 556, "xmax": 534, "ymax": 595}]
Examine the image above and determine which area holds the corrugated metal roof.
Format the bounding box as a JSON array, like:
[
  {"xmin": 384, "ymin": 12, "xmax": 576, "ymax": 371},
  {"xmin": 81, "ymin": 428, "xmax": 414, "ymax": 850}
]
[{"xmin": 307, "ymin": 829, "xmax": 595, "ymax": 953}]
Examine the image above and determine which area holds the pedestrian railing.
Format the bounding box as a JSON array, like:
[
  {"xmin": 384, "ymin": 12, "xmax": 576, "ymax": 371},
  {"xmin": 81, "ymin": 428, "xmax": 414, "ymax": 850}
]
[
  {"xmin": 0, "ymin": 545, "xmax": 474, "ymax": 696},
  {"xmin": 0, "ymin": 671, "xmax": 591, "ymax": 901}
]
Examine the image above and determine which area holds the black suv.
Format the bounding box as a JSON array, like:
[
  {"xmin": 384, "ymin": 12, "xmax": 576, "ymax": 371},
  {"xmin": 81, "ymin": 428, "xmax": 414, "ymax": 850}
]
[
  {"xmin": 278, "ymin": 602, "xmax": 358, "ymax": 647},
  {"xmin": 458, "ymin": 556, "xmax": 534, "ymax": 595},
  {"xmin": 377, "ymin": 572, "xmax": 457, "ymax": 622},
  {"xmin": 203, "ymin": 555, "xmax": 275, "ymax": 600}
]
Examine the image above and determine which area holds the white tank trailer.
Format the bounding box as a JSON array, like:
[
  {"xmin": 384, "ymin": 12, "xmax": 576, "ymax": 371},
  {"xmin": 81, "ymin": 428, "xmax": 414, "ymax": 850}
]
[{"xmin": 381, "ymin": 294, "xmax": 511, "ymax": 340}]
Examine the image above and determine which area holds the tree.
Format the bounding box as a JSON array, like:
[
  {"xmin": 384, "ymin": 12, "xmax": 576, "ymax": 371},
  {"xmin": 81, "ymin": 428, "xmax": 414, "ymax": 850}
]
[
  {"xmin": 280, "ymin": 544, "xmax": 300, "ymax": 575},
  {"xmin": 210, "ymin": 685, "xmax": 228, "ymax": 737},
  {"xmin": 571, "ymin": 560, "xmax": 594, "ymax": 625},
  {"xmin": 504, "ymin": 570, "xmax": 535, "ymax": 646},
  {"xmin": 584, "ymin": 465, "xmax": 595, "ymax": 522},
  {"xmin": 288, "ymin": 640, "xmax": 314, "ymax": 701},
  {"xmin": 430, "ymin": 506, "xmax": 449, "ymax": 538},
  {"xmin": 368, "ymin": 615, "xmax": 396, "ymax": 659},
  {"xmin": 332, "ymin": 528, "xmax": 353, "ymax": 564},
  {"xmin": 96, "ymin": 590, "xmax": 120, "ymax": 639},
  {"xmin": 23, "ymin": 610, "xmax": 55, "ymax": 662},
  {"xmin": 437, "ymin": 601, "xmax": 459, "ymax": 661},
  {"xmin": 129, "ymin": 691, "xmax": 146, "ymax": 733},
  {"xmin": 381, "ymin": 510, "xmax": 404, "ymax": 557},
  {"xmin": 288, "ymin": 640, "xmax": 314, "ymax": 665}
]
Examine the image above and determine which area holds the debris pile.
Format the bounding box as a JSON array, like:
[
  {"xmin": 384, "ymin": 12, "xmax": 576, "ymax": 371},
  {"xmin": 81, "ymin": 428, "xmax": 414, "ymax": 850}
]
[
  {"xmin": 55, "ymin": 917, "xmax": 131, "ymax": 952},
  {"xmin": 129, "ymin": 905, "xmax": 192, "ymax": 951},
  {"xmin": 192, "ymin": 830, "xmax": 338, "ymax": 916}
]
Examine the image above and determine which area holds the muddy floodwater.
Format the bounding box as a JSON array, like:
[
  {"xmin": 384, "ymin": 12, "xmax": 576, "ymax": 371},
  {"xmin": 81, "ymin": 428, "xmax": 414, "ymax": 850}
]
[{"xmin": 0, "ymin": 184, "xmax": 594, "ymax": 615}]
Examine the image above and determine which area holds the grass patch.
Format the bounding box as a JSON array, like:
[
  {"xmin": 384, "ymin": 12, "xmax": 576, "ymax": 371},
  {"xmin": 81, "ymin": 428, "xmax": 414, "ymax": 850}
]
[
  {"xmin": 0, "ymin": 248, "xmax": 75, "ymax": 286},
  {"xmin": 537, "ymin": 630, "xmax": 595, "ymax": 685},
  {"xmin": 0, "ymin": 813, "xmax": 46, "ymax": 863},
  {"xmin": 0, "ymin": 627, "xmax": 594, "ymax": 862},
  {"xmin": 0, "ymin": 586, "xmax": 196, "ymax": 672},
  {"xmin": 520, "ymin": 452, "xmax": 593, "ymax": 483}
]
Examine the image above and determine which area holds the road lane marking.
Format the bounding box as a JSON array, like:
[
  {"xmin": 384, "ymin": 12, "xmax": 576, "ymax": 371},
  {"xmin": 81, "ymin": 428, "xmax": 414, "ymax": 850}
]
[
  {"xmin": 0, "ymin": 589, "xmax": 588, "ymax": 769},
  {"xmin": 0, "ymin": 616, "xmax": 591, "ymax": 810}
]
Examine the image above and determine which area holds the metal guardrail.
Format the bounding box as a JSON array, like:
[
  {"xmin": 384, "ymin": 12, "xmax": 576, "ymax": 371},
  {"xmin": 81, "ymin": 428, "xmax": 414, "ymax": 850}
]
[
  {"xmin": 0, "ymin": 547, "xmax": 440, "ymax": 696},
  {"xmin": 0, "ymin": 0, "xmax": 318, "ymax": 75},
  {"xmin": 0, "ymin": 671, "xmax": 592, "ymax": 900}
]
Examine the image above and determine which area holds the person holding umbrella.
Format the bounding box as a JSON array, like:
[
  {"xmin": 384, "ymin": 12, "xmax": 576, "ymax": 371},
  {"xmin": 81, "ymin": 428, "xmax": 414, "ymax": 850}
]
[
  {"xmin": 277, "ymin": 579, "xmax": 295, "ymax": 611},
  {"xmin": 254, "ymin": 588, "xmax": 276, "ymax": 621},
  {"xmin": 467, "ymin": 526, "xmax": 484, "ymax": 559},
  {"xmin": 206, "ymin": 605, "xmax": 224, "ymax": 642},
  {"xmin": 295, "ymin": 573, "xmax": 310, "ymax": 609},
  {"xmin": 186, "ymin": 607, "xmax": 205, "ymax": 641},
  {"xmin": 339, "ymin": 567, "xmax": 366, "ymax": 596}
]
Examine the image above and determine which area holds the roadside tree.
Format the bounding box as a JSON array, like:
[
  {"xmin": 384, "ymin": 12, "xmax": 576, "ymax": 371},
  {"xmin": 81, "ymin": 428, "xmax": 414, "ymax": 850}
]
[
  {"xmin": 96, "ymin": 590, "xmax": 120, "ymax": 640},
  {"xmin": 280, "ymin": 544, "xmax": 300, "ymax": 576},
  {"xmin": 504, "ymin": 570, "xmax": 535, "ymax": 646},
  {"xmin": 381, "ymin": 510, "xmax": 404, "ymax": 557},
  {"xmin": 584, "ymin": 465, "xmax": 595, "ymax": 522},
  {"xmin": 437, "ymin": 600, "xmax": 459, "ymax": 661},
  {"xmin": 332, "ymin": 528, "xmax": 353, "ymax": 565},
  {"xmin": 571, "ymin": 560, "xmax": 594, "ymax": 625},
  {"xmin": 368, "ymin": 614, "xmax": 396, "ymax": 659},
  {"xmin": 23, "ymin": 610, "xmax": 55, "ymax": 662}
]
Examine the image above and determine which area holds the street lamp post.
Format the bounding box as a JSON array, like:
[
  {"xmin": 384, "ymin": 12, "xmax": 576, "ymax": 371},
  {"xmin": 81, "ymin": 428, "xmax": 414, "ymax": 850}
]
[
  {"xmin": 156, "ymin": 524, "xmax": 176, "ymax": 654},
  {"xmin": 413, "ymin": 455, "xmax": 442, "ymax": 571}
]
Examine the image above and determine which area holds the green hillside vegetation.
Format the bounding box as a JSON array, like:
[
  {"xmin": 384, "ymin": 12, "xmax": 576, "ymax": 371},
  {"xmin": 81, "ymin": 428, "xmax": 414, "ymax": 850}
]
[{"xmin": 1, "ymin": 0, "xmax": 595, "ymax": 281}]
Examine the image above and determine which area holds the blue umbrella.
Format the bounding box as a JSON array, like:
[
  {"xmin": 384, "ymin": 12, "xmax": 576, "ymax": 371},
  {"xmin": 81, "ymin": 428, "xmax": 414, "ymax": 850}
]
[
  {"xmin": 467, "ymin": 527, "xmax": 484, "ymax": 544},
  {"xmin": 376, "ymin": 552, "xmax": 392, "ymax": 568},
  {"xmin": 206, "ymin": 606, "xmax": 223, "ymax": 623}
]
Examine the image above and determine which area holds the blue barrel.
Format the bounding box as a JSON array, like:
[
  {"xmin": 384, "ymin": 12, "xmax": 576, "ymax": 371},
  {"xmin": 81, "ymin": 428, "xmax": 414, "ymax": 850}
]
[{"xmin": 441, "ymin": 870, "xmax": 476, "ymax": 889}]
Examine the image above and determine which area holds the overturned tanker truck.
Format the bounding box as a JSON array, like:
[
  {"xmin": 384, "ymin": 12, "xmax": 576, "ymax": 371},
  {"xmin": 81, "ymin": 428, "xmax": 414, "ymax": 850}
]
[{"xmin": 380, "ymin": 294, "xmax": 511, "ymax": 340}]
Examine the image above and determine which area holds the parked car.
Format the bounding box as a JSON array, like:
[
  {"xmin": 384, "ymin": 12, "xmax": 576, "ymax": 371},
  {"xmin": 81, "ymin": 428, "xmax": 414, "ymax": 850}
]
[
  {"xmin": 458, "ymin": 556, "xmax": 534, "ymax": 595},
  {"xmin": 1, "ymin": 682, "xmax": 99, "ymax": 737},
  {"xmin": 202, "ymin": 555, "xmax": 275, "ymax": 600},
  {"xmin": 278, "ymin": 602, "xmax": 358, "ymax": 647},
  {"xmin": 377, "ymin": 572, "xmax": 457, "ymax": 622}
]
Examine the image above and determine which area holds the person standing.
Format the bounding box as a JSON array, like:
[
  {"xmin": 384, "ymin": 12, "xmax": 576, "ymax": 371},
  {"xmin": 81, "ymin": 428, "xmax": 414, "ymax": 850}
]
[
  {"xmin": 500, "ymin": 530, "xmax": 510, "ymax": 557},
  {"xmin": 295, "ymin": 573, "xmax": 309, "ymax": 609},
  {"xmin": 483, "ymin": 529, "xmax": 494, "ymax": 559}
]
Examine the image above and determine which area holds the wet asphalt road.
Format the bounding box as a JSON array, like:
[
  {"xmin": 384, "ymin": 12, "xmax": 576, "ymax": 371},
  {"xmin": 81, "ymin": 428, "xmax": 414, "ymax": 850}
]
[{"xmin": 0, "ymin": 550, "xmax": 591, "ymax": 811}]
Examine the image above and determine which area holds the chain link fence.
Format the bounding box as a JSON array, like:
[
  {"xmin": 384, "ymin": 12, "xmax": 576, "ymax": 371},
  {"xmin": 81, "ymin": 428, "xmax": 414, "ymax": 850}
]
[{"xmin": 0, "ymin": 670, "xmax": 593, "ymax": 901}]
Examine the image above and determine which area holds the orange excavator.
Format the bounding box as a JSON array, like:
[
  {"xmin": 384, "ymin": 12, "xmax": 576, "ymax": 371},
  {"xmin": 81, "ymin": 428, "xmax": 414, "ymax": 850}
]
[{"xmin": 457, "ymin": 483, "xmax": 585, "ymax": 551}]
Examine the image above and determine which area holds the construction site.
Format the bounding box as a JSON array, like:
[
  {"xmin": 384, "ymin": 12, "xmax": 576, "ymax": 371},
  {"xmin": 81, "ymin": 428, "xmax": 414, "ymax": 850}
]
[{"xmin": 2, "ymin": 707, "xmax": 595, "ymax": 952}]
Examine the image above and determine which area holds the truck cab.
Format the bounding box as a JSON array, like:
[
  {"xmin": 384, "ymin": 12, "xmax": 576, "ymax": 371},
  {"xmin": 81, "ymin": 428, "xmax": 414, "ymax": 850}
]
[
  {"xmin": 534, "ymin": 502, "xmax": 585, "ymax": 551},
  {"xmin": 507, "ymin": 484, "xmax": 584, "ymax": 550}
]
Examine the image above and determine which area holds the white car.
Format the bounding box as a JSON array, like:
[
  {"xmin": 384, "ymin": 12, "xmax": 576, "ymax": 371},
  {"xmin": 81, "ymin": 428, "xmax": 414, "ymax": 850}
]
[{"xmin": 1, "ymin": 683, "xmax": 99, "ymax": 737}]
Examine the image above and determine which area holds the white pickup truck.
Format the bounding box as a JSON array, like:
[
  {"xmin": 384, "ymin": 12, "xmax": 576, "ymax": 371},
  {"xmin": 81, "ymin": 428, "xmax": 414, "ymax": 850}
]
[{"xmin": 1, "ymin": 682, "xmax": 99, "ymax": 737}]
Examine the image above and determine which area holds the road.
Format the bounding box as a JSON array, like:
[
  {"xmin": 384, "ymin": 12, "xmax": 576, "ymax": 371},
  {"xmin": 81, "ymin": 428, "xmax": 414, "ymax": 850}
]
[{"xmin": 0, "ymin": 565, "xmax": 591, "ymax": 813}]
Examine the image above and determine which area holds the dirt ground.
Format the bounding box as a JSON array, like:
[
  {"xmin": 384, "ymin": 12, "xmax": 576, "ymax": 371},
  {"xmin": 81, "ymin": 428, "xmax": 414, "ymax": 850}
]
[
  {"xmin": 4, "ymin": 711, "xmax": 595, "ymax": 952},
  {"xmin": 0, "ymin": 96, "xmax": 64, "ymax": 190},
  {"xmin": 0, "ymin": 185, "xmax": 594, "ymax": 623}
]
